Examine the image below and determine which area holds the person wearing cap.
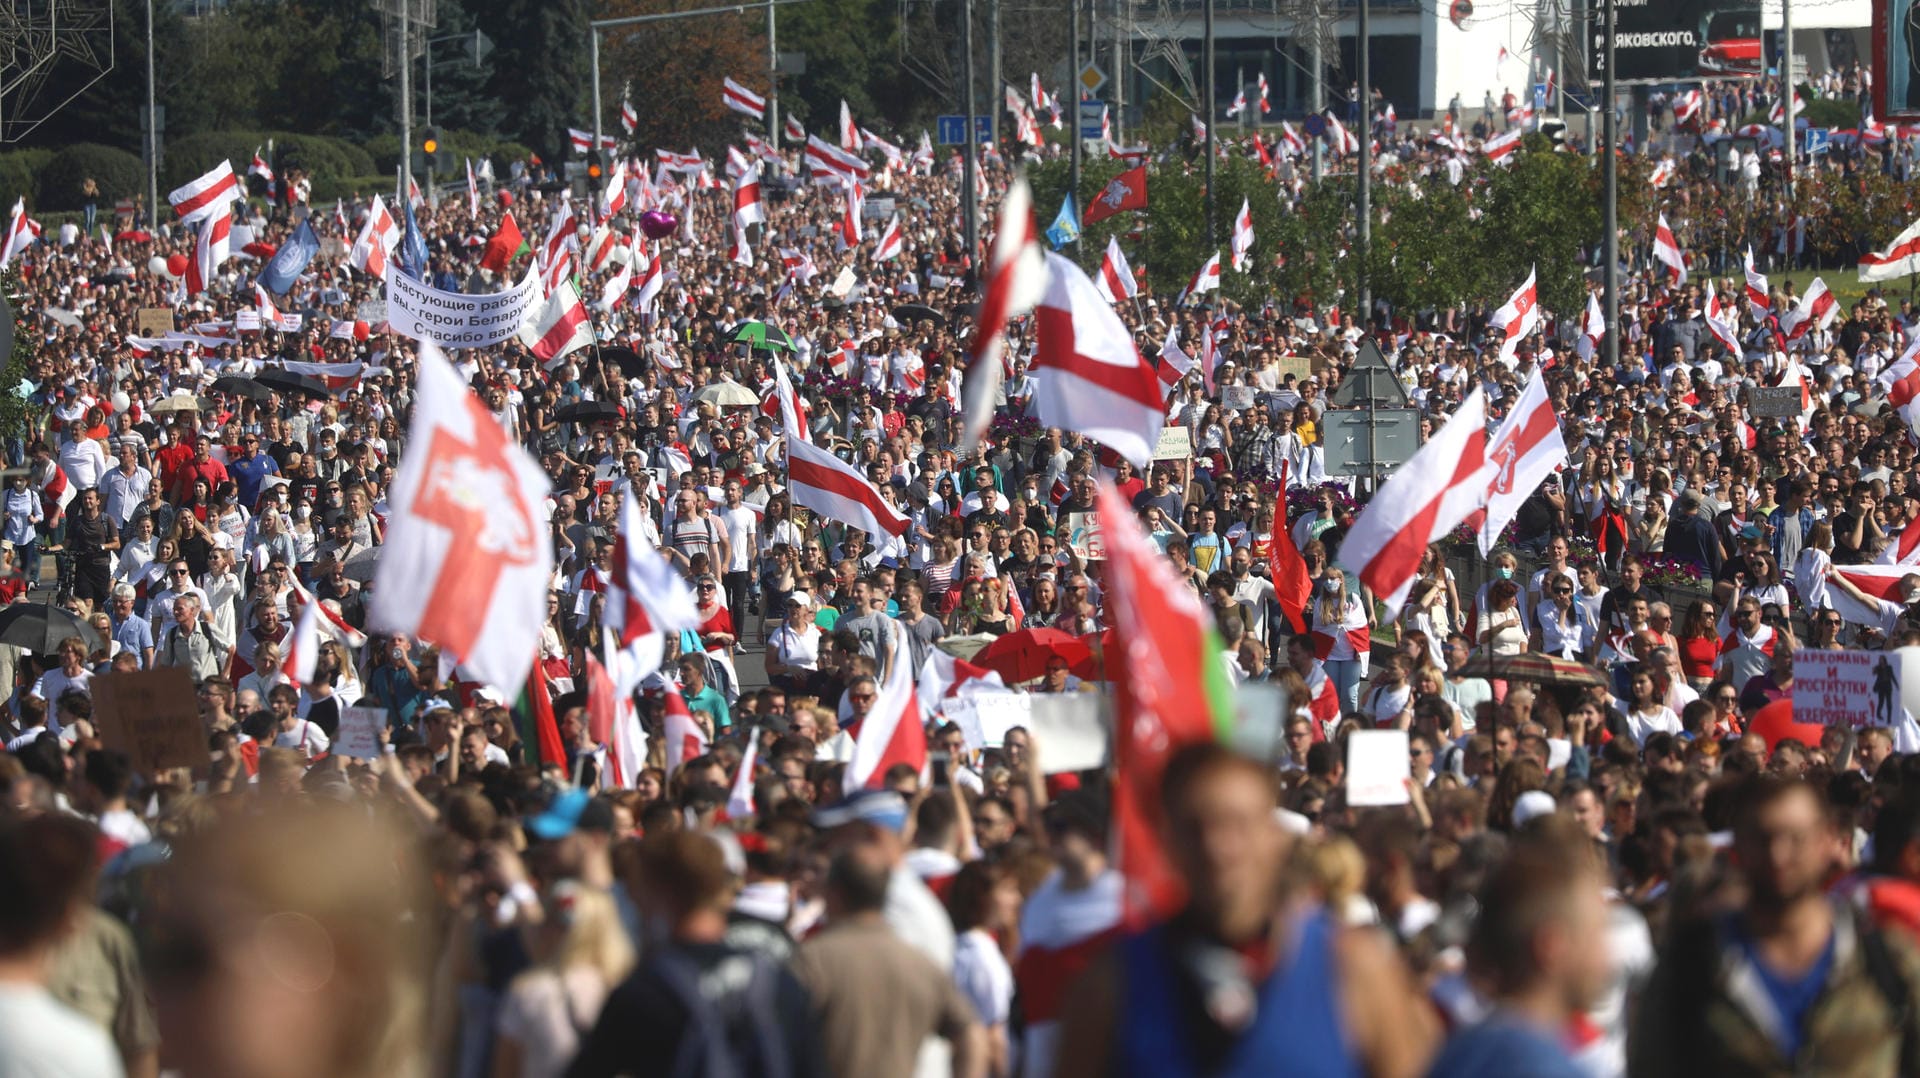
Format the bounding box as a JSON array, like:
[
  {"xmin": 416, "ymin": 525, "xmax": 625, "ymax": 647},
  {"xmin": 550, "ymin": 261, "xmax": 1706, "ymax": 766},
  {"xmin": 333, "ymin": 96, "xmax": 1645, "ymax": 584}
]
[{"xmin": 764, "ymin": 591, "xmax": 820, "ymax": 693}]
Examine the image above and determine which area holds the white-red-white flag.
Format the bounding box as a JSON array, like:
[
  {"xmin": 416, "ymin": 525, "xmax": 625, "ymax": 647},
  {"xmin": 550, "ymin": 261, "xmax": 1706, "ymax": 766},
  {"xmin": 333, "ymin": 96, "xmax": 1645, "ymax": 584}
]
[
  {"xmin": 1030, "ymin": 251, "xmax": 1167, "ymax": 469},
  {"xmin": 349, "ymin": 194, "xmax": 400, "ymax": 279},
  {"xmin": 1860, "ymin": 217, "xmax": 1920, "ymax": 283},
  {"xmin": 185, "ymin": 212, "xmax": 231, "ymax": 297},
  {"xmin": 723, "ymin": 77, "xmax": 767, "ymax": 121},
  {"xmin": 1702, "ymin": 291, "xmax": 1744, "ymax": 355},
  {"xmin": 1229, "ymin": 198, "xmax": 1254, "ymax": 272},
  {"xmin": 1339, "ymin": 389, "xmax": 1493, "ymax": 615},
  {"xmin": 1488, "ymin": 266, "xmax": 1541, "ymax": 367},
  {"xmin": 282, "ymin": 596, "xmax": 320, "ymax": 686},
  {"xmin": 1653, "ymin": 214, "xmax": 1688, "ymax": 285},
  {"xmin": 620, "ymin": 95, "xmax": 639, "ymax": 134},
  {"xmin": 370, "ymin": 342, "xmax": 553, "ymax": 696},
  {"xmin": 249, "ymin": 148, "xmax": 275, "ymax": 190},
  {"xmin": 520, "ymin": 279, "xmax": 593, "ymax": 369},
  {"xmin": 787, "ymin": 436, "xmax": 910, "ymax": 539},
  {"xmin": 1177, "ymin": 251, "xmax": 1221, "ymax": 306},
  {"xmin": 1575, "ymin": 290, "xmax": 1605, "ymax": 362},
  {"xmin": 838, "ymin": 99, "xmax": 860, "ymax": 153},
  {"xmin": 1745, "ymin": 246, "xmax": 1772, "ymax": 320},
  {"xmin": 1880, "ymin": 515, "xmax": 1920, "ymax": 568},
  {"xmin": 761, "ymin": 359, "xmax": 812, "ymax": 444},
  {"xmin": 662, "ymin": 681, "xmax": 710, "ymax": 779},
  {"xmin": 960, "ymin": 175, "xmax": 1048, "ymax": 457},
  {"xmin": 1476, "ymin": 368, "xmax": 1566, "ymax": 555},
  {"xmin": 872, "ymin": 214, "xmax": 904, "ymax": 261},
  {"xmin": 1481, "ymin": 129, "xmax": 1523, "ymax": 162},
  {"xmin": 605, "ymin": 482, "xmax": 699, "ymax": 647},
  {"xmin": 1780, "ymin": 277, "xmax": 1837, "ymax": 341},
  {"xmin": 465, "ymin": 158, "xmax": 481, "ymax": 218},
  {"xmin": 0, "ymin": 199, "xmax": 38, "ymax": 269},
  {"xmin": 1880, "ymin": 344, "xmax": 1920, "ymax": 434},
  {"xmin": 845, "ymin": 643, "xmax": 927, "ymax": 789},
  {"xmin": 170, "ymin": 161, "xmax": 242, "ymax": 225},
  {"xmin": 253, "ymin": 283, "xmax": 280, "ymax": 327},
  {"xmin": 1094, "ymin": 235, "xmax": 1138, "ymax": 303},
  {"xmin": 731, "ymin": 162, "xmax": 764, "ymax": 229},
  {"xmin": 1157, "ymin": 324, "xmax": 1193, "ymax": 392},
  {"xmin": 785, "ymin": 114, "xmax": 807, "ymax": 143},
  {"xmin": 601, "ymin": 159, "xmax": 630, "ymax": 219},
  {"xmin": 727, "ymin": 735, "xmax": 760, "ymax": 817}
]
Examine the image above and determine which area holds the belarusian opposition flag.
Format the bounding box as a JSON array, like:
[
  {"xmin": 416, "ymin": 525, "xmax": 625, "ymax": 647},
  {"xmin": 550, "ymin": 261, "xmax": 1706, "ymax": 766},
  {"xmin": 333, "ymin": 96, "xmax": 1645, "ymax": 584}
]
[
  {"xmin": 373, "ymin": 341, "xmax": 554, "ymax": 697},
  {"xmin": 0, "ymin": 199, "xmax": 38, "ymax": 269},
  {"xmin": 185, "ymin": 212, "xmax": 231, "ymax": 297},
  {"xmin": 1488, "ymin": 266, "xmax": 1540, "ymax": 367},
  {"xmin": 1653, "ymin": 214, "xmax": 1688, "ymax": 285},
  {"xmin": 662, "ymin": 681, "xmax": 709, "ymax": 778},
  {"xmin": 845, "ymin": 644, "xmax": 927, "ymax": 789},
  {"xmin": 1745, "ymin": 246, "xmax": 1772, "ymax": 319},
  {"xmin": 1474, "ymin": 367, "xmax": 1566, "ymax": 556},
  {"xmin": 1175, "ymin": 251, "xmax": 1221, "ymax": 306},
  {"xmin": 1860, "ymin": 217, "xmax": 1920, "ymax": 283},
  {"xmin": 605, "ymin": 482, "xmax": 699, "ymax": 647},
  {"xmin": 873, "ymin": 214, "xmax": 904, "ymax": 261},
  {"xmin": 1095, "ymin": 480, "xmax": 1233, "ymax": 928},
  {"xmin": 281, "ymin": 597, "xmax": 320, "ymax": 687},
  {"xmin": 787, "ymin": 435, "xmax": 910, "ymax": 538},
  {"xmin": 960, "ymin": 175, "xmax": 1048, "ymax": 457},
  {"xmin": 1030, "ymin": 252, "xmax": 1166, "ymax": 469},
  {"xmin": 1779, "ymin": 277, "xmax": 1837, "ymax": 341},
  {"xmin": 1095, "ymin": 235, "xmax": 1138, "ymax": 303},
  {"xmin": 723, "ymin": 77, "xmax": 768, "ymax": 121},
  {"xmin": 1339, "ymin": 389, "xmax": 1494, "ymax": 615},
  {"xmin": 521, "ymin": 280, "xmax": 593, "ymax": 368},
  {"xmin": 1229, "ymin": 198, "xmax": 1254, "ymax": 272},
  {"xmin": 732, "ymin": 163, "xmax": 764, "ymax": 229},
  {"xmin": 170, "ymin": 161, "xmax": 241, "ymax": 224},
  {"xmin": 1575, "ymin": 290, "xmax": 1605, "ymax": 362}
]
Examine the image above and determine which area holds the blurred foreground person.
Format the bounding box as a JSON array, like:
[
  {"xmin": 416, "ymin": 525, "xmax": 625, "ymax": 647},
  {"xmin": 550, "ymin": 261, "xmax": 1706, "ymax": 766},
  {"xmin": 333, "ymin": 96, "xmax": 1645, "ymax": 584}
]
[
  {"xmin": 1426, "ymin": 817, "xmax": 1612, "ymax": 1078},
  {"xmin": 143, "ymin": 802, "xmax": 434, "ymax": 1078},
  {"xmin": 1630, "ymin": 775, "xmax": 1920, "ymax": 1077},
  {"xmin": 0, "ymin": 812, "xmax": 125, "ymax": 1077},
  {"xmin": 1052, "ymin": 743, "xmax": 1438, "ymax": 1077}
]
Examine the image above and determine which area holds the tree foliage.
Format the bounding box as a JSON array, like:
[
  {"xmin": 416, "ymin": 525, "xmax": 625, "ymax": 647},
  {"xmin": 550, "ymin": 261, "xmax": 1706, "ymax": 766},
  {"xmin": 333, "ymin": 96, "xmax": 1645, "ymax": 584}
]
[
  {"xmin": 597, "ymin": 0, "xmax": 766, "ymax": 156},
  {"xmin": 472, "ymin": 0, "xmax": 589, "ymax": 161}
]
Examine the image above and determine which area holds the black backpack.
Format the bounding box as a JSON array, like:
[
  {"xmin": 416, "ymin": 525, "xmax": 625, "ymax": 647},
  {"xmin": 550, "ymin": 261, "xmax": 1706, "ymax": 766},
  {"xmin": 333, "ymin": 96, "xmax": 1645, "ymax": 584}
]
[{"xmin": 648, "ymin": 948, "xmax": 792, "ymax": 1078}]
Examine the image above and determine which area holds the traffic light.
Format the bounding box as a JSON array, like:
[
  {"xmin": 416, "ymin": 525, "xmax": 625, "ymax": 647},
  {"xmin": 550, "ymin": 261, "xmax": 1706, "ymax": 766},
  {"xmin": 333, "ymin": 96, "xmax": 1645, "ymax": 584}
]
[
  {"xmin": 586, "ymin": 150, "xmax": 606, "ymax": 181},
  {"xmin": 420, "ymin": 126, "xmax": 441, "ymax": 158},
  {"xmin": 417, "ymin": 126, "xmax": 452, "ymax": 171}
]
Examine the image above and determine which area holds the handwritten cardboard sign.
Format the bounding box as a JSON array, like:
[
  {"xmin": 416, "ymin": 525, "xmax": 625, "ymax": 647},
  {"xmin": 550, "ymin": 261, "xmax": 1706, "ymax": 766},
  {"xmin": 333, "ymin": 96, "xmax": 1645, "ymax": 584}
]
[
  {"xmin": 92, "ymin": 668, "xmax": 211, "ymax": 777},
  {"xmin": 135, "ymin": 307, "xmax": 174, "ymax": 336},
  {"xmin": 334, "ymin": 705, "xmax": 385, "ymax": 760}
]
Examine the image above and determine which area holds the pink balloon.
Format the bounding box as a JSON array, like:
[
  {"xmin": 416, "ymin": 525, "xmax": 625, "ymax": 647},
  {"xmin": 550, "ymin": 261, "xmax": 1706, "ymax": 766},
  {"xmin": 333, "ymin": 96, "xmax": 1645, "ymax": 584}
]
[{"xmin": 640, "ymin": 211, "xmax": 679, "ymax": 240}]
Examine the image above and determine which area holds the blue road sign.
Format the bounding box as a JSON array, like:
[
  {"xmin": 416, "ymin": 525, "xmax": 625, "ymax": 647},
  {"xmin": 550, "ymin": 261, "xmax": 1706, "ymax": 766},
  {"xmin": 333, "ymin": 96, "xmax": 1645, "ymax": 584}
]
[
  {"xmin": 1803, "ymin": 127, "xmax": 1830, "ymax": 156},
  {"xmin": 1533, "ymin": 82, "xmax": 1547, "ymax": 113},
  {"xmin": 1302, "ymin": 113, "xmax": 1327, "ymax": 137},
  {"xmin": 974, "ymin": 115, "xmax": 991, "ymax": 142},
  {"xmin": 1079, "ymin": 100, "xmax": 1104, "ymax": 139},
  {"xmin": 937, "ymin": 115, "xmax": 968, "ymax": 146}
]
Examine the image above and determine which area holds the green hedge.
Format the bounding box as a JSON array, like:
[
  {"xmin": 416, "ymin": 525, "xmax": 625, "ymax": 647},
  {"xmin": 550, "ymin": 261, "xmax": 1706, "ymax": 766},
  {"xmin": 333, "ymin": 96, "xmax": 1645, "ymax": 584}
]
[
  {"xmin": 35, "ymin": 144, "xmax": 146, "ymax": 211},
  {"xmin": 306, "ymin": 173, "xmax": 402, "ymax": 204},
  {"xmin": 0, "ymin": 149, "xmax": 53, "ymax": 207},
  {"xmin": 160, "ymin": 131, "xmax": 375, "ymax": 191}
]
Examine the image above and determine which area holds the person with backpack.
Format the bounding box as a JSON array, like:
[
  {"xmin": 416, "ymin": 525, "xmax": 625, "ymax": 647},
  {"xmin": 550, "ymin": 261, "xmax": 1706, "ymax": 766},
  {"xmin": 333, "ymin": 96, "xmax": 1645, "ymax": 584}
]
[
  {"xmin": 154, "ymin": 594, "xmax": 228, "ymax": 682},
  {"xmin": 566, "ymin": 831, "xmax": 824, "ymax": 1078},
  {"xmin": 1629, "ymin": 774, "xmax": 1920, "ymax": 1077}
]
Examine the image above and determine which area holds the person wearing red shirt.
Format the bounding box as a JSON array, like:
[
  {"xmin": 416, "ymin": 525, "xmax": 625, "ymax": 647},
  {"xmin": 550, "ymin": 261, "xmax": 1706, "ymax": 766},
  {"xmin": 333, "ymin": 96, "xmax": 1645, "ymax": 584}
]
[
  {"xmin": 153, "ymin": 425, "xmax": 197, "ymax": 497},
  {"xmin": 167, "ymin": 435, "xmax": 230, "ymax": 504}
]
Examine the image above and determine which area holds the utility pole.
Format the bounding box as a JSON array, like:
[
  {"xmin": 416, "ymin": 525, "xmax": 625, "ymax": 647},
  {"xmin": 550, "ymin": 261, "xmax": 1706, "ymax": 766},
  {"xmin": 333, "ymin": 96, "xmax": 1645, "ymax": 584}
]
[
  {"xmin": 399, "ymin": 0, "xmax": 412, "ymax": 215},
  {"xmin": 1112, "ymin": 0, "xmax": 1124, "ymax": 146},
  {"xmin": 1310, "ymin": 1, "xmax": 1323, "ymax": 183},
  {"xmin": 767, "ymin": 0, "xmax": 780, "ymax": 147},
  {"xmin": 988, "ymin": 0, "xmax": 1002, "ymax": 148},
  {"xmin": 1356, "ymin": 0, "xmax": 1370, "ymax": 323},
  {"xmin": 145, "ymin": 0, "xmax": 158, "ymax": 230},
  {"xmin": 590, "ymin": 30, "xmax": 602, "ymax": 160},
  {"xmin": 1602, "ymin": 0, "xmax": 1618, "ymax": 367},
  {"xmin": 1070, "ymin": 0, "xmax": 1082, "ymax": 236},
  {"xmin": 963, "ymin": 0, "xmax": 980, "ymax": 280},
  {"xmin": 1203, "ymin": 0, "xmax": 1215, "ymax": 247},
  {"xmin": 1782, "ymin": 0, "xmax": 1796, "ymax": 198}
]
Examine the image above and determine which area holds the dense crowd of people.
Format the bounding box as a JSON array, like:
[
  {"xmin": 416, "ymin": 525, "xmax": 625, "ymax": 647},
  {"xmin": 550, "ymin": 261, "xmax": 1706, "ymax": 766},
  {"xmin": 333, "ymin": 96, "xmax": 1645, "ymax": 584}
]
[{"xmin": 5, "ymin": 59, "xmax": 1920, "ymax": 1078}]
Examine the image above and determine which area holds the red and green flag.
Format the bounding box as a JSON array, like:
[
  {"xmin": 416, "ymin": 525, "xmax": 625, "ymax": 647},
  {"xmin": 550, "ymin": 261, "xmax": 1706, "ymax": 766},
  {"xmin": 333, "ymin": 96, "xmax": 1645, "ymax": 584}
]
[
  {"xmin": 1095, "ymin": 480, "xmax": 1235, "ymax": 928},
  {"xmin": 514, "ymin": 654, "xmax": 568, "ymax": 768}
]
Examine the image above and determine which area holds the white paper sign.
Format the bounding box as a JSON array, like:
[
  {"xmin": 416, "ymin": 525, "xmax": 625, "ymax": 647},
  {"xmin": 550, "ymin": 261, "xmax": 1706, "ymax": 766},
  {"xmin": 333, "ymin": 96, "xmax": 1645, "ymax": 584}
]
[
  {"xmin": 1795, "ymin": 648, "xmax": 1906, "ymax": 730},
  {"xmin": 334, "ymin": 705, "xmax": 385, "ymax": 760},
  {"xmin": 385, "ymin": 263, "xmax": 541, "ymax": 348},
  {"xmin": 1027, "ymin": 694, "xmax": 1108, "ymax": 773},
  {"xmin": 274, "ymin": 313, "xmax": 304, "ymax": 333},
  {"xmin": 967, "ymin": 690, "xmax": 1032, "ymax": 748},
  {"xmin": 1346, "ymin": 730, "xmax": 1411, "ymax": 806},
  {"xmin": 234, "ymin": 309, "xmax": 262, "ymax": 331}
]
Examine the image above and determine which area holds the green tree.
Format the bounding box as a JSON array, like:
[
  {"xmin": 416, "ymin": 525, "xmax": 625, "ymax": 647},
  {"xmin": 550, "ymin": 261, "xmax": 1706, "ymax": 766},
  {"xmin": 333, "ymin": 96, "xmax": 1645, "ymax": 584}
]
[
  {"xmin": 422, "ymin": 0, "xmax": 507, "ymax": 137},
  {"xmin": 473, "ymin": 0, "xmax": 589, "ymax": 161},
  {"xmin": 1476, "ymin": 136, "xmax": 1603, "ymax": 313}
]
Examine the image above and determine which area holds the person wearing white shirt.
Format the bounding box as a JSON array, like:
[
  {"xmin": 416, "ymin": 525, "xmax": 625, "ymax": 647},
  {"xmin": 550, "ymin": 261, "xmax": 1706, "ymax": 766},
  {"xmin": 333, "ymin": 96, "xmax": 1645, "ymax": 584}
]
[
  {"xmin": 100, "ymin": 444, "xmax": 150, "ymax": 527},
  {"xmin": 56, "ymin": 432, "xmax": 109, "ymax": 493}
]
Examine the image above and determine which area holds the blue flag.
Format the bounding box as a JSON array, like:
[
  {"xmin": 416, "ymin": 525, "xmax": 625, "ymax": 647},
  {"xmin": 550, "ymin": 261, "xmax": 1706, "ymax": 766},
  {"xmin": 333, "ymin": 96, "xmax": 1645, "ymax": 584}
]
[
  {"xmin": 256, "ymin": 218, "xmax": 319, "ymax": 294},
  {"xmin": 398, "ymin": 192, "xmax": 430, "ymax": 280},
  {"xmin": 1046, "ymin": 193, "xmax": 1080, "ymax": 250}
]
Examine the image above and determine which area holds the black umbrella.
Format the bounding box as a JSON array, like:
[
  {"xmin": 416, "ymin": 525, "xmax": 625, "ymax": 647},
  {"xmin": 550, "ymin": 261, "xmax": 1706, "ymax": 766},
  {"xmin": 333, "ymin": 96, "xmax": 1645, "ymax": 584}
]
[
  {"xmin": 556, "ymin": 400, "xmax": 624, "ymax": 425},
  {"xmin": 210, "ymin": 374, "xmax": 271, "ymax": 401},
  {"xmin": 893, "ymin": 303, "xmax": 943, "ymax": 328},
  {"xmin": 255, "ymin": 368, "xmax": 329, "ymax": 398},
  {"xmin": 0, "ymin": 603, "xmax": 103, "ymax": 655},
  {"xmin": 599, "ymin": 346, "xmax": 646, "ymax": 378}
]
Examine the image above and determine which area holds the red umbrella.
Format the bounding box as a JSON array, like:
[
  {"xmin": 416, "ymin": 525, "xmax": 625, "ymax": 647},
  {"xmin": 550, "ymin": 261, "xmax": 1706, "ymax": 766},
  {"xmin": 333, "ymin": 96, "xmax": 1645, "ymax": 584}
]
[
  {"xmin": 1071, "ymin": 628, "xmax": 1116, "ymax": 681},
  {"xmin": 971, "ymin": 627, "xmax": 1092, "ymax": 685},
  {"xmin": 115, "ymin": 230, "xmax": 152, "ymax": 244},
  {"xmin": 241, "ymin": 241, "xmax": 278, "ymax": 260}
]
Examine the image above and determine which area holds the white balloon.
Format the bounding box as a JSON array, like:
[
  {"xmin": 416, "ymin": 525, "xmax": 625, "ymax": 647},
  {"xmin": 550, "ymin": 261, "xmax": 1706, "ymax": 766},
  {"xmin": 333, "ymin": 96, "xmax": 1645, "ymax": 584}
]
[
  {"xmin": 111, "ymin": 391, "xmax": 130, "ymax": 413},
  {"xmin": 148, "ymin": 256, "xmax": 170, "ymax": 277}
]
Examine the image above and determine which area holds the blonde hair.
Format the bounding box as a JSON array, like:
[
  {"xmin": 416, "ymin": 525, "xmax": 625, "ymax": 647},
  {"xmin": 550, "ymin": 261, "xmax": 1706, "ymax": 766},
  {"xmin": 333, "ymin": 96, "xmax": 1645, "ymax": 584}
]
[{"xmin": 537, "ymin": 881, "xmax": 636, "ymax": 987}]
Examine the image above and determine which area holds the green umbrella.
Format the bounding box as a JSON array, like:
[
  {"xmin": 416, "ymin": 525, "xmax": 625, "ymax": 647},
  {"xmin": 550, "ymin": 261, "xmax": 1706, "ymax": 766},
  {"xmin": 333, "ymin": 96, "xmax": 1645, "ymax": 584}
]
[{"xmin": 730, "ymin": 321, "xmax": 794, "ymax": 352}]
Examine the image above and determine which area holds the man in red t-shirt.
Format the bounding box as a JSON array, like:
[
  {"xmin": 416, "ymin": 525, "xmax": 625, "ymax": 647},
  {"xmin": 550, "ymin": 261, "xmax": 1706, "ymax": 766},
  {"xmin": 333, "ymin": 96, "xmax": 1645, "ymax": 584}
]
[{"xmin": 166, "ymin": 434, "xmax": 230, "ymax": 503}]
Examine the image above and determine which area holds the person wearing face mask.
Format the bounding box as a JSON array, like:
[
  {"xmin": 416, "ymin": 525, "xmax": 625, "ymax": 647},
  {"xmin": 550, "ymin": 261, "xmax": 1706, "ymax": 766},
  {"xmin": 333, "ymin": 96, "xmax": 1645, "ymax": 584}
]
[{"xmin": 1308, "ymin": 573, "xmax": 1372, "ymax": 714}]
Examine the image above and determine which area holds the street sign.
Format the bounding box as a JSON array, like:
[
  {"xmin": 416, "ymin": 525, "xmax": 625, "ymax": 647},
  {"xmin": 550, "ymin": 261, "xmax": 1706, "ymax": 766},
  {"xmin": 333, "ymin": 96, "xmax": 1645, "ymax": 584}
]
[
  {"xmin": 1303, "ymin": 113, "xmax": 1328, "ymax": 138},
  {"xmin": 1079, "ymin": 100, "xmax": 1103, "ymax": 139},
  {"xmin": 1324, "ymin": 408, "xmax": 1422, "ymax": 477},
  {"xmin": 1533, "ymin": 82, "xmax": 1547, "ymax": 113},
  {"xmin": 937, "ymin": 115, "xmax": 992, "ymax": 145},
  {"xmin": 1803, "ymin": 127, "xmax": 1830, "ymax": 156},
  {"xmin": 1078, "ymin": 63, "xmax": 1107, "ymax": 94},
  {"xmin": 1328, "ymin": 339, "xmax": 1409, "ymax": 407}
]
